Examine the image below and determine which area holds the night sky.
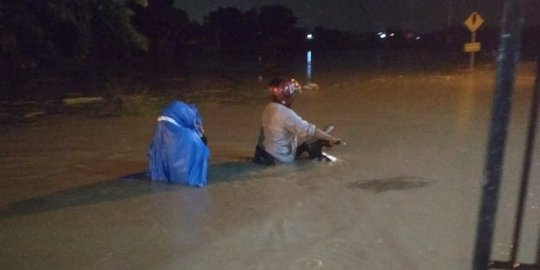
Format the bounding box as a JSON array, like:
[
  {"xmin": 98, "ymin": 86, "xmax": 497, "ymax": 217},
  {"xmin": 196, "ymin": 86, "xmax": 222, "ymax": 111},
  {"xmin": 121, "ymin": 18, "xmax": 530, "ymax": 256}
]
[{"xmin": 175, "ymin": 0, "xmax": 539, "ymax": 33}]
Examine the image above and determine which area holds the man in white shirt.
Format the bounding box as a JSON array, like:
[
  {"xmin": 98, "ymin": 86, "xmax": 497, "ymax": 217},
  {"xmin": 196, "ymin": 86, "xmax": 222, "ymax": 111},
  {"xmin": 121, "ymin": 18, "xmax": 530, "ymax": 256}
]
[{"xmin": 253, "ymin": 78, "xmax": 339, "ymax": 164}]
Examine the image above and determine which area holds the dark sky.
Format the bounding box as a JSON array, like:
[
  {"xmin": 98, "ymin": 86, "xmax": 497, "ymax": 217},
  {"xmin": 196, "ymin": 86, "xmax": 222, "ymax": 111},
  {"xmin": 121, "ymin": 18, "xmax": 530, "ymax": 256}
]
[{"xmin": 175, "ymin": 0, "xmax": 539, "ymax": 33}]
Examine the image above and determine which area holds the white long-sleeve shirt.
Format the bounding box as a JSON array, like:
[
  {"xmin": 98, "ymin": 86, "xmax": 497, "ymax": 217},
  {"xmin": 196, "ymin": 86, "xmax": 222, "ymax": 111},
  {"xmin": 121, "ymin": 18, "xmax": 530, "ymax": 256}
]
[{"xmin": 257, "ymin": 102, "xmax": 316, "ymax": 163}]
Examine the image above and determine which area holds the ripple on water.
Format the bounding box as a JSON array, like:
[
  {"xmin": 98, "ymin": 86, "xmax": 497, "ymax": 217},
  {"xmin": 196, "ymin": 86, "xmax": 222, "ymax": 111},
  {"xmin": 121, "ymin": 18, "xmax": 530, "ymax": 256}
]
[
  {"xmin": 346, "ymin": 176, "xmax": 430, "ymax": 193},
  {"xmin": 287, "ymin": 238, "xmax": 367, "ymax": 270}
]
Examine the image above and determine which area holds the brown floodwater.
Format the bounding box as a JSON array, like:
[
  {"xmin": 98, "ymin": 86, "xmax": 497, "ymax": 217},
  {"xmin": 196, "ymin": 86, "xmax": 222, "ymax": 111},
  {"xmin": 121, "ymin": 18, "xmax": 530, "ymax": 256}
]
[{"xmin": 0, "ymin": 59, "xmax": 538, "ymax": 270}]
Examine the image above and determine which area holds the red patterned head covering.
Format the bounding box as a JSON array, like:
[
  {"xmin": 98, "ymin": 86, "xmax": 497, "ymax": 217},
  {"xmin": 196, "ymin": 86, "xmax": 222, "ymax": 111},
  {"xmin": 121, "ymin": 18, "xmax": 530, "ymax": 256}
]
[{"xmin": 268, "ymin": 78, "xmax": 302, "ymax": 102}]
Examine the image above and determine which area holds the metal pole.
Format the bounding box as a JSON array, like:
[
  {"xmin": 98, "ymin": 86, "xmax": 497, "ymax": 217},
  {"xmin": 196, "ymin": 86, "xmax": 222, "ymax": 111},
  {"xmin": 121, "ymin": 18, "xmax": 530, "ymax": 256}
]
[
  {"xmin": 472, "ymin": 0, "xmax": 524, "ymax": 269},
  {"xmin": 509, "ymin": 53, "xmax": 540, "ymax": 266},
  {"xmin": 533, "ymin": 57, "xmax": 540, "ymax": 269},
  {"xmin": 471, "ymin": 31, "xmax": 476, "ymax": 70}
]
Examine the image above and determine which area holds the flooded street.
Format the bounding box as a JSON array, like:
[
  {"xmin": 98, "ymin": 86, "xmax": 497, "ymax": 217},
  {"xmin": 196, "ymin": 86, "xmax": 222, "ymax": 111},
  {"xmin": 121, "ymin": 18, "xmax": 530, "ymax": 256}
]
[{"xmin": 1, "ymin": 59, "xmax": 539, "ymax": 270}]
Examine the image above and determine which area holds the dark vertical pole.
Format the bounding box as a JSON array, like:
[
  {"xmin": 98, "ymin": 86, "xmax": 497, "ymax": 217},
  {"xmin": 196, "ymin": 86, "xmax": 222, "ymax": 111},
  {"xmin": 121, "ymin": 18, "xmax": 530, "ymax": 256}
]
[
  {"xmin": 472, "ymin": 0, "xmax": 524, "ymax": 269},
  {"xmin": 533, "ymin": 57, "xmax": 540, "ymax": 268},
  {"xmin": 537, "ymin": 226, "xmax": 540, "ymax": 267},
  {"xmin": 509, "ymin": 52, "xmax": 540, "ymax": 265}
]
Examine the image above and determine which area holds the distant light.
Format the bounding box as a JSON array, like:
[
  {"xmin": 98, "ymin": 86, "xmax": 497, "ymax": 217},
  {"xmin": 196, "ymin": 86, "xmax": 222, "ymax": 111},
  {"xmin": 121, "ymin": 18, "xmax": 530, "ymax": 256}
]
[
  {"xmin": 415, "ymin": 36, "xmax": 421, "ymax": 40},
  {"xmin": 379, "ymin": 33, "xmax": 387, "ymax": 39},
  {"xmin": 389, "ymin": 33, "xmax": 395, "ymax": 37},
  {"xmin": 306, "ymin": 34, "xmax": 314, "ymax": 40}
]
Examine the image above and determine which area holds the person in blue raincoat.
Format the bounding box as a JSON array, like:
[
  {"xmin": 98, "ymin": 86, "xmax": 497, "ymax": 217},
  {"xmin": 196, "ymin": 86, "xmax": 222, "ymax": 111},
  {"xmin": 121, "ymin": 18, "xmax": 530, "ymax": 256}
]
[{"xmin": 147, "ymin": 101, "xmax": 209, "ymax": 186}]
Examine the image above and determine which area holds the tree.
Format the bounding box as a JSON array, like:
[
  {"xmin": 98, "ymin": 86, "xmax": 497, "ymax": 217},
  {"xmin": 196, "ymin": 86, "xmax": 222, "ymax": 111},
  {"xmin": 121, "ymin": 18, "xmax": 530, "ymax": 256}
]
[
  {"xmin": 202, "ymin": 7, "xmax": 241, "ymax": 53},
  {"xmin": 0, "ymin": 0, "xmax": 148, "ymax": 98},
  {"xmin": 258, "ymin": 5, "xmax": 297, "ymax": 36},
  {"xmin": 258, "ymin": 5, "xmax": 302, "ymax": 57},
  {"xmin": 198, "ymin": 4, "xmax": 304, "ymax": 57},
  {"xmin": 131, "ymin": 0, "xmax": 194, "ymax": 68}
]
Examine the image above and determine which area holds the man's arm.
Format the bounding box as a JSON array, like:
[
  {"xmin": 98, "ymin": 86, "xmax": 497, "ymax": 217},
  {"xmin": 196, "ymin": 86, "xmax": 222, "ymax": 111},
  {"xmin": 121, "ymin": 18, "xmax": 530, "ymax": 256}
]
[
  {"xmin": 313, "ymin": 128, "xmax": 340, "ymax": 144},
  {"xmin": 283, "ymin": 106, "xmax": 339, "ymax": 143}
]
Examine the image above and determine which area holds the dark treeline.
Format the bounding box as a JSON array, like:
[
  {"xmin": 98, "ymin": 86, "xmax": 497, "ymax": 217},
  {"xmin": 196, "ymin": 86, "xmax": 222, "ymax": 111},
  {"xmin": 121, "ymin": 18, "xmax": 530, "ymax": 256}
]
[
  {"xmin": 1, "ymin": 0, "xmax": 539, "ymax": 100},
  {"xmin": 0, "ymin": 0, "xmax": 311, "ymax": 100}
]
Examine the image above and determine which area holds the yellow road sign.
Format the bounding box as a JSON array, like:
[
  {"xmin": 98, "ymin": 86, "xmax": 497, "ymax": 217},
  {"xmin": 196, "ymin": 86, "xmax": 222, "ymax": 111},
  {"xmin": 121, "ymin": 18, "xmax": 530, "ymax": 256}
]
[
  {"xmin": 464, "ymin": 12, "xmax": 484, "ymax": 32},
  {"xmin": 464, "ymin": 42, "xmax": 481, "ymax": 52}
]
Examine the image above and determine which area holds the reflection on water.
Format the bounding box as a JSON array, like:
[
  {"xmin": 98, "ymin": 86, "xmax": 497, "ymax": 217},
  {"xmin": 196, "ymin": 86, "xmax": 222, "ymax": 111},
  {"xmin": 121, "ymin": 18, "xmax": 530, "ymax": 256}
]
[
  {"xmin": 155, "ymin": 186, "xmax": 213, "ymax": 247},
  {"xmin": 306, "ymin": 50, "xmax": 312, "ymax": 81},
  {"xmin": 455, "ymin": 73, "xmax": 478, "ymax": 138},
  {"xmin": 0, "ymin": 175, "xmax": 179, "ymax": 219},
  {"xmin": 208, "ymin": 160, "xmax": 263, "ymax": 183}
]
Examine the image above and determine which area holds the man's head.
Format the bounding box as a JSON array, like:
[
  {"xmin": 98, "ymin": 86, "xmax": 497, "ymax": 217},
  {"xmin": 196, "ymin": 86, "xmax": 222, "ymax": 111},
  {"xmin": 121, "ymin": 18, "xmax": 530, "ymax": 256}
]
[{"xmin": 268, "ymin": 78, "xmax": 302, "ymax": 107}]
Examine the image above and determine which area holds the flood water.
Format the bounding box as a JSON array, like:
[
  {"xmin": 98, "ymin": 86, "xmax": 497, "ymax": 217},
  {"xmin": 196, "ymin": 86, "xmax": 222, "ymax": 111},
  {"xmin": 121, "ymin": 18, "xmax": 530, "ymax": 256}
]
[{"xmin": 0, "ymin": 52, "xmax": 539, "ymax": 270}]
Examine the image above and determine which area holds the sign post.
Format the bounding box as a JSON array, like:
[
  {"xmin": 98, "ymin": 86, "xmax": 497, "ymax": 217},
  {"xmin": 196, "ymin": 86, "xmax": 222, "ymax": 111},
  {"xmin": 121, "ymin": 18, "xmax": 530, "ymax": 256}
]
[{"xmin": 464, "ymin": 12, "xmax": 484, "ymax": 69}]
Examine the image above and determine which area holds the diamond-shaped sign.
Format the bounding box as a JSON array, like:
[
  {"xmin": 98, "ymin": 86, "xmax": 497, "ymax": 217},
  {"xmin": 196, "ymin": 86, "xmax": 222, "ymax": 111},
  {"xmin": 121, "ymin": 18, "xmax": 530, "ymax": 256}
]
[{"xmin": 464, "ymin": 12, "xmax": 484, "ymax": 32}]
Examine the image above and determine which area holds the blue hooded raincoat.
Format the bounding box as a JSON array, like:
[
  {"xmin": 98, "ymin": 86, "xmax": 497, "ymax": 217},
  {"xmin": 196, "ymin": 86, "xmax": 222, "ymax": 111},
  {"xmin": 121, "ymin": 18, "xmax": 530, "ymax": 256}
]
[{"xmin": 147, "ymin": 101, "xmax": 209, "ymax": 186}]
